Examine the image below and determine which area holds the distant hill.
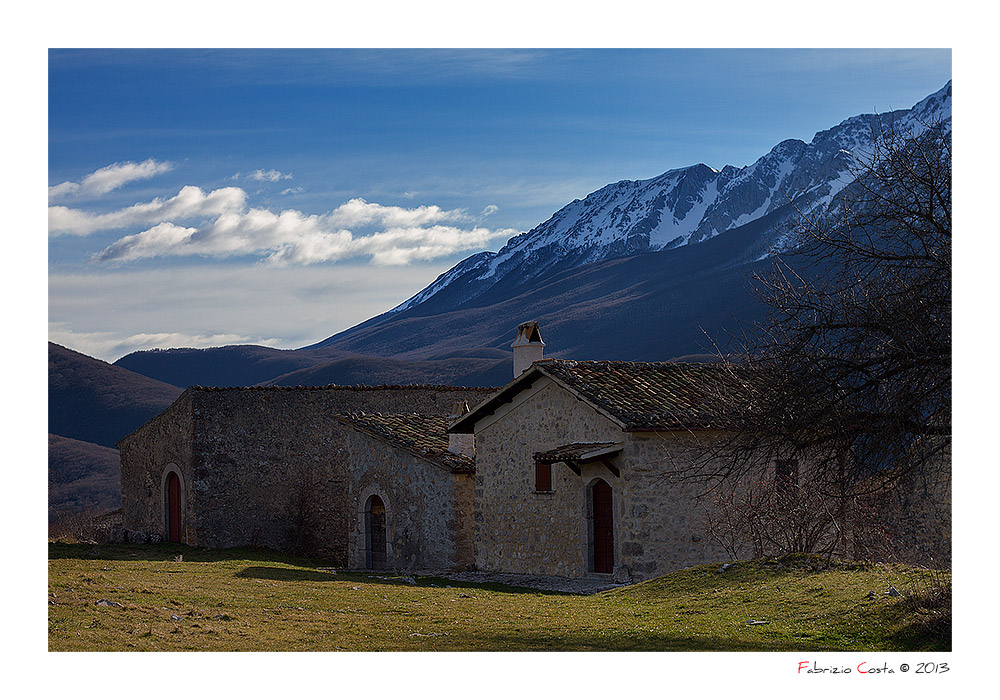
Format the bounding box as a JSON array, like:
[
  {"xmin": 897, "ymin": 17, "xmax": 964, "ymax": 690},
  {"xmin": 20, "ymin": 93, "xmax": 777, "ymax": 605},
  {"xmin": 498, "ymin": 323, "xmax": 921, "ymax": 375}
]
[
  {"xmin": 48, "ymin": 434, "xmax": 121, "ymax": 521},
  {"xmin": 49, "ymin": 342, "xmax": 183, "ymax": 448},
  {"xmin": 261, "ymin": 353, "xmax": 510, "ymax": 388},
  {"xmin": 112, "ymin": 344, "xmax": 353, "ymax": 389}
]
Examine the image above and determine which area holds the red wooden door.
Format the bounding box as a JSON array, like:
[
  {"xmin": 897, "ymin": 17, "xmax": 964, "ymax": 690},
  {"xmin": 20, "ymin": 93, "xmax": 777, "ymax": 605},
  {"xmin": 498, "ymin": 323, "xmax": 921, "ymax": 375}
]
[
  {"xmin": 368, "ymin": 496, "xmax": 387, "ymax": 569},
  {"xmin": 167, "ymin": 472, "xmax": 182, "ymax": 542},
  {"xmin": 592, "ymin": 480, "xmax": 613, "ymax": 573}
]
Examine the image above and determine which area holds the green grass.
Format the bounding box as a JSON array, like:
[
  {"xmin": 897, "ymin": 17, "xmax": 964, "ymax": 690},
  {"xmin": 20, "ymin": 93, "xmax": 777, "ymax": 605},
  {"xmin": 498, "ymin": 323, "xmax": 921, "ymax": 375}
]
[{"xmin": 48, "ymin": 544, "xmax": 950, "ymax": 651}]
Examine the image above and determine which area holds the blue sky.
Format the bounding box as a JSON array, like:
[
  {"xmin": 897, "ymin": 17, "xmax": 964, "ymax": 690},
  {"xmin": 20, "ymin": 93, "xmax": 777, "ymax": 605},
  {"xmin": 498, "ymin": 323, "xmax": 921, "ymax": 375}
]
[{"xmin": 48, "ymin": 48, "xmax": 951, "ymax": 361}]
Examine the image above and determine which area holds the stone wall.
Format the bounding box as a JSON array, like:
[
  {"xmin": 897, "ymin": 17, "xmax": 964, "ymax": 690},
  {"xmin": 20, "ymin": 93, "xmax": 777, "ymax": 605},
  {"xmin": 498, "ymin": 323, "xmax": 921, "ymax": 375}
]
[
  {"xmin": 452, "ymin": 472, "xmax": 475, "ymax": 570},
  {"xmin": 120, "ymin": 385, "xmax": 491, "ymax": 564},
  {"xmin": 614, "ymin": 431, "xmax": 734, "ymax": 578},
  {"xmin": 343, "ymin": 430, "xmax": 471, "ymax": 570},
  {"xmin": 118, "ymin": 391, "xmax": 196, "ymax": 544},
  {"xmin": 473, "ymin": 376, "xmax": 733, "ymax": 581}
]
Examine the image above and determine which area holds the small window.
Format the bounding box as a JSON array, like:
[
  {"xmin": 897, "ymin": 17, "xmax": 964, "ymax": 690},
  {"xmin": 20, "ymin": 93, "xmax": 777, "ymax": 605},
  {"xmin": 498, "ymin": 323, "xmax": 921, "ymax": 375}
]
[
  {"xmin": 535, "ymin": 460, "xmax": 552, "ymax": 492},
  {"xmin": 776, "ymin": 459, "xmax": 799, "ymax": 492}
]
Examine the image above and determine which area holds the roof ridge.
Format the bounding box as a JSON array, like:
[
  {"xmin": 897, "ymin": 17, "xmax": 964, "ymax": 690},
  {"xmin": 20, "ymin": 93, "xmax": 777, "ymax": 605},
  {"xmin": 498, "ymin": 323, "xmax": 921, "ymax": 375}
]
[{"xmin": 188, "ymin": 384, "xmax": 500, "ymax": 392}]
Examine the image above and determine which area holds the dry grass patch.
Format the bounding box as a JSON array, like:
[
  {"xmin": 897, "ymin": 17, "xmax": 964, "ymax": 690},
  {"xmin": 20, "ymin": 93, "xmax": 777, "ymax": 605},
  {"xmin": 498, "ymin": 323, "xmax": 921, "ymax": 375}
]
[{"xmin": 48, "ymin": 545, "xmax": 950, "ymax": 652}]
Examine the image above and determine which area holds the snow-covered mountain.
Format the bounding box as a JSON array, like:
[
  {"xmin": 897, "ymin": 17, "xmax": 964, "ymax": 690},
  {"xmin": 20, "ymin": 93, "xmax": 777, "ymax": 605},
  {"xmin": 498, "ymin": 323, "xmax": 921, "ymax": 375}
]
[{"xmin": 391, "ymin": 82, "xmax": 952, "ymax": 314}]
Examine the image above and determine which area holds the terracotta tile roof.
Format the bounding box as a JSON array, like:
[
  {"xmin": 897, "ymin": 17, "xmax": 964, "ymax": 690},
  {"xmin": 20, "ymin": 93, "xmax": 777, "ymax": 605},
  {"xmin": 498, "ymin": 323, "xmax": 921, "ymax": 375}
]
[
  {"xmin": 537, "ymin": 360, "xmax": 736, "ymax": 430},
  {"xmin": 335, "ymin": 413, "xmax": 475, "ymax": 472},
  {"xmin": 451, "ymin": 359, "xmax": 738, "ymax": 433},
  {"xmin": 533, "ymin": 442, "xmax": 623, "ymax": 463}
]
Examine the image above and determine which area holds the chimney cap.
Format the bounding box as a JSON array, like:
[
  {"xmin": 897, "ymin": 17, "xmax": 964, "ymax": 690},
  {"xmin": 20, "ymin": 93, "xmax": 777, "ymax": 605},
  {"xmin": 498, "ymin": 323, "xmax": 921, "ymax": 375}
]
[{"xmin": 512, "ymin": 320, "xmax": 544, "ymax": 347}]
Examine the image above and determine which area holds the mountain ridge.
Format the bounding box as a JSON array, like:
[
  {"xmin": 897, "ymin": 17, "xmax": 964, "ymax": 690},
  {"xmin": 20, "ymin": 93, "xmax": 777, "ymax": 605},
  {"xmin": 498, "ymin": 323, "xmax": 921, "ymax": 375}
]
[{"xmin": 361, "ymin": 81, "xmax": 951, "ymax": 323}]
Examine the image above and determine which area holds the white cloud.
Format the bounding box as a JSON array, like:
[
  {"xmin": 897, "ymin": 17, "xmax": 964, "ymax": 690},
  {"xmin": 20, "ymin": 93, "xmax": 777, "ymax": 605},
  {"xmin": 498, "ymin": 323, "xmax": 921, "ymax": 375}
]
[
  {"xmin": 49, "ymin": 185, "xmax": 247, "ymax": 236},
  {"xmin": 48, "ymin": 159, "xmax": 174, "ymax": 200},
  {"xmin": 95, "ymin": 222, "xmax": 199, "ymax": 261},
  {"xmin": 48, "ymin": 181, "xmax": 82, "ymax": 198},
  {"xmin": 249, "ymin": 169, "xmax": 293, "ymax": 182},
  {"xmin": 481, "ymin": 204, "xmax": 499, "ymax": 217},
  {"xmin": 92, "ymin": 196, "xmax": 515, "ymax": 265},
  {"xmin": 324, "ymin": 198, "xmax": 473, "ymax": 229},
  {"xmin": 281, "ymin": 186, "xmax": 303, "ymax": 195}
]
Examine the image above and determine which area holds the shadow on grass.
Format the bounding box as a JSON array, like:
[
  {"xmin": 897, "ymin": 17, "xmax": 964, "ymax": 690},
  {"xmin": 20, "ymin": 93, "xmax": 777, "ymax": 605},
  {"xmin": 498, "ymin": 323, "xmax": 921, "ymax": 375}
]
[
  {"xmin": 48, "ymin": 544, "xmax": 565, "ymax": 595},
  {"xmin": 235, "ymin": 566, "xmax": 344, "ymax": 582},
  {"xmin": 876, "ymin": 595, "xmax": 952, "ymax": 652},
  {"xmin": 450, "ymin": 629, "xmax": 826, "ymax": 652},
  {"xmin": 233, "ymin": 566, "xmax": 562, "ymax": 595}
]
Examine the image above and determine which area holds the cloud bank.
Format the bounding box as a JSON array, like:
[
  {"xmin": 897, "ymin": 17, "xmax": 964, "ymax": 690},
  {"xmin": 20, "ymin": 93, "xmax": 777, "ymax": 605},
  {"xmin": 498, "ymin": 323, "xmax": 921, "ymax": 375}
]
[
  {"xmin": 48, "ymin": 161, "xmax": 514, "ymax": 266},
  {"xmin": 53, "ymin": 189, "xmax": 512, "ymax": 265},
  {"xmin": 95, "ymin": 200, "xmax": 513, "ymax": 264}
]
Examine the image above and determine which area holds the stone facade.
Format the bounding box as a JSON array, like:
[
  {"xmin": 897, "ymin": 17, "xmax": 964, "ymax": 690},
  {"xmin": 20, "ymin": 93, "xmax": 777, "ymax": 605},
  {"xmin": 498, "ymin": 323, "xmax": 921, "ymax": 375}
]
[
  {"xmin": 118, "ymin": 385, "xmax": 491, "ymax": 565},
  {"xmin": 119, "ymin": 392, "xmax": 196, "ymax": 544},
  {"xmin": 469, "ymin": 375, "xmax": 731, "ymax": 582},
  {"xmin": 342, "ymin": 428, "xmax": 474, "ymax": 570}
]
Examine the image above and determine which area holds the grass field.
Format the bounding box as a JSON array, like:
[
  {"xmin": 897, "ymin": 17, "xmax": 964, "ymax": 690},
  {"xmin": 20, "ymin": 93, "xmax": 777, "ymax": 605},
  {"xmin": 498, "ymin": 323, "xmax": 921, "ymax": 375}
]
[{"xmin": 47, "ymin": 543, "xmax": 950, "ymax": 651}]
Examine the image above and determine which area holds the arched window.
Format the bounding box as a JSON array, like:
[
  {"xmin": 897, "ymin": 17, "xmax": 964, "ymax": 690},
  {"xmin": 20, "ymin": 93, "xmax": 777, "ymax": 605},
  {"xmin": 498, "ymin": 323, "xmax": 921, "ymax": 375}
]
[{"xmin": 365, "ymin": 495, "xmax": 387, "ymax": 569}]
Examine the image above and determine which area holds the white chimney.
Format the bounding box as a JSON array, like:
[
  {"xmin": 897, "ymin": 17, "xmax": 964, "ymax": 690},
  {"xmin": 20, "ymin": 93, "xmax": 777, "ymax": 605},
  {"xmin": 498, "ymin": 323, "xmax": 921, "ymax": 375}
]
[
  {"xmin": 447, "ymin": 400, "xmax": 474, "ymax": 457},
  {"xmin": 512, "ymin": 321, "xmax": 545, "ymax": 378}
]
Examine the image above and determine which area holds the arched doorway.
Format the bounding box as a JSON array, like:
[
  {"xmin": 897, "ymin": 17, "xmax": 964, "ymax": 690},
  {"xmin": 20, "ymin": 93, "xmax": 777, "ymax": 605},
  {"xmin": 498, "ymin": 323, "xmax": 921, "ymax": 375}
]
[
  {"xmin": 166, "ymin": 471, "xmax": 182, "ymax": 543},
  {"xmin": 366, "ymin": 495, "xmax": 387, "ymax": 569},
  {"xmin": 591, "ymin": 479, "xmax": 613, "ymax": 573}
]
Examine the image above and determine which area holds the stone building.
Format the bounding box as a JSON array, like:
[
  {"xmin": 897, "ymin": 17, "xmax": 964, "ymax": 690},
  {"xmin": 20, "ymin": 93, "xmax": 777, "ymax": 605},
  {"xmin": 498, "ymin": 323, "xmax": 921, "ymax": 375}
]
[
  {"xmin": 449, "ymin": 341, "xmax": 738, "ymax": 582},
  {"xmin": 117, "ymin": 384, "xmax": 491, "ymax": 564},
  {"xmin": 118, "ymin": 321, "xmax": 950, "ymax": 578}
]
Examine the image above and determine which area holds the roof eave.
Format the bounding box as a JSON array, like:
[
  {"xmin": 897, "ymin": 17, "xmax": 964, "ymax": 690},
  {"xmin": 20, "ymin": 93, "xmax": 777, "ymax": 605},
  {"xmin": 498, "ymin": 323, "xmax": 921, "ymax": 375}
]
[
  {"xmin": 447, "ymin": 364, "xmax": 548, "ymax": 434},
  {"xmin": 448, "ymin": 362, "xmax": 629, "ymax": 434},
  {"xmin": 335, "ymin": 415, "xmax": 473, "ymax": 473}
]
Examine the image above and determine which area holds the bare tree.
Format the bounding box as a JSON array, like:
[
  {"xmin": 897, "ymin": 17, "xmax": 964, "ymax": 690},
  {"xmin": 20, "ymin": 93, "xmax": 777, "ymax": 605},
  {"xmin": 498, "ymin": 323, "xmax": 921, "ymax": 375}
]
[{"xmin": 688, "ymin": 117, "xmax": 951, "ymax": 557}]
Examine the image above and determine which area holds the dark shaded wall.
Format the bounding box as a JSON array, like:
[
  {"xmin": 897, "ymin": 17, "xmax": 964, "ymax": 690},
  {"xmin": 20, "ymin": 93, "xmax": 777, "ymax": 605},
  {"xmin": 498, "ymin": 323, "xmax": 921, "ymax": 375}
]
[{"xmin": 120, "ymin": 385, "xmax": 493, "ymax": 564}]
